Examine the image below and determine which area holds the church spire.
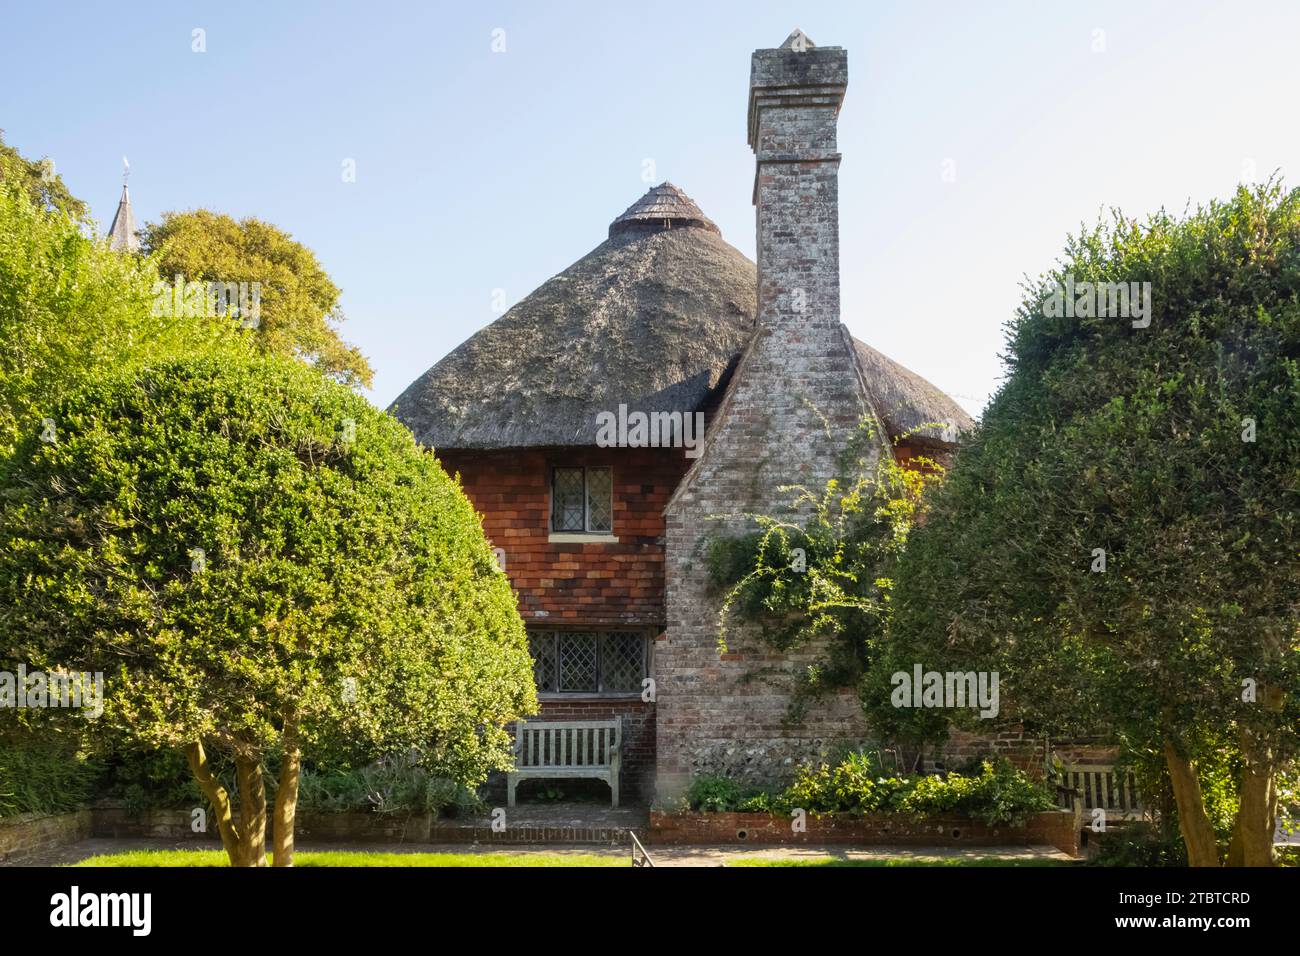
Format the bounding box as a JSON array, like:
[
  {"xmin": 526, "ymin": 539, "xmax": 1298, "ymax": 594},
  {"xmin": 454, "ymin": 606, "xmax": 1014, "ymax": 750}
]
[{"xmin": 107, "ymin": 158, "xmax": 139, "ymax": 252}]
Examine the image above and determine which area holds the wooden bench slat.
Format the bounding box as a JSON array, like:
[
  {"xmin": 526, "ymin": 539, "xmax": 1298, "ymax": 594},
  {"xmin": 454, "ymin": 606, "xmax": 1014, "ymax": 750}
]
[
  {"xmin": 1060, "ymin": 764, "xmax": 1145, "ymax": 820},
  {"xmin": 507, "ymin": 719, "xmax": 621, "ymax": 808}
]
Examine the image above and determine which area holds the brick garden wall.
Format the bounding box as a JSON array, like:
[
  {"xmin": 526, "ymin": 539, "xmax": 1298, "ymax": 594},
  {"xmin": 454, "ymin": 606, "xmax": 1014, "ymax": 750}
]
[
  {"xmin": 0, "ymin": 810, "xmax": 92, "ymax": 863},
  {"xmin": 2, "ymin": 806, "xmax": 1078, "ymax": 858},
  {"xmin": 647, "ymin": 809, "xmax": 1080, "ymax": 857}
]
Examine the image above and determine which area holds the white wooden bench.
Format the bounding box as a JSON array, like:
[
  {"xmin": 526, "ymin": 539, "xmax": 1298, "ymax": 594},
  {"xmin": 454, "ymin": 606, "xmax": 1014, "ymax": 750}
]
[
  {"xmin": 1057, "ymin": 764, "xmax": 1146, "ymax": 821},
  {"xmin": 507, "ymin": 718, "xmax": 622, "ymax": 807}
]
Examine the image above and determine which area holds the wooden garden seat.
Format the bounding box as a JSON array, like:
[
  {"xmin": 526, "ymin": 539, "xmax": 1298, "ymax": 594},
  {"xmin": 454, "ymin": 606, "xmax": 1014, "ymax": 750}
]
[
  {"xmin": 1057, "ymin": 764, "xmax": 1146, "ymax": 822},
  {"xmin": 507, "ymin": 718, "xmax": 622, "ymax": 807}
]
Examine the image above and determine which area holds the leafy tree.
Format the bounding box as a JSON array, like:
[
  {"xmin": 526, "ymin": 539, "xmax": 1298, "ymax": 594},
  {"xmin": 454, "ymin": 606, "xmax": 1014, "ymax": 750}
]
[
  {"xmin": 0, "ymin": 178, "xmax": 243, "ymax": 457},
  {"xmin": 886, "ymin": 181, "xmax": 1300, "ymax": 866},
  {"xmin": 140, "ymin": 211, "xmax": 373, "ymax": 387},
  {"xmin": 0, "ymin": 355, "xmax": 536, "ymax": 866},
  {"xmin": 0, "ymin": 130, "xmax": 87, "ymax": 219}
]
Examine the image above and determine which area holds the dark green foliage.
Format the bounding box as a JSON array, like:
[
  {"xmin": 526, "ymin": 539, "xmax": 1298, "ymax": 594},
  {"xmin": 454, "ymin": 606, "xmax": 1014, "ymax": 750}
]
[
  {"xmin": 686, "ymin": 755, "xmax": 1054, "ymax": 827},
  {"xmin": 293, "ymin": 755, "xmax": 484, "ymax": 817},
  {"xmin": 1089, "ymin": 823, "xmax": 1188, "ymax": 867},
  {"xmin": 0, "ymin": 354, "xmax": 537, "ymax": 792},
  {"xmin": 97, "ymin": 747, "xmax": 209, "ymax": 813},
  {"xmin": 687, "ymin": 774, "xmax": 750, "ymax": 813},
  {"xmin": 883, "ymin": 181, "xmax": 1300, "ymax": 854},
  {"xmin": 0, "ymin": 732, "xmax": 99, "ymax": 817},
  {"xmin": 706, "ymin": 430, "xmax": 938, "ymax": 715}
]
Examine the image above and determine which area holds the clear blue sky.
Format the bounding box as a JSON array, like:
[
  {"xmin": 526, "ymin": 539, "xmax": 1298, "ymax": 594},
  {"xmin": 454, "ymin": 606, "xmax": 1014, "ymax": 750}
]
[{"xmin": 4, "ymin": 0, "xmax": 1297, "ymax": 415}]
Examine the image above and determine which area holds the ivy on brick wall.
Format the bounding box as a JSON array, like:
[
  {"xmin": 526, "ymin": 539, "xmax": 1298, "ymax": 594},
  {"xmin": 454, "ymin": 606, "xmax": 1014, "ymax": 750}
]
[{"xmin": 704, "ymin": 419, "xmax": 941, "ymax": 722}]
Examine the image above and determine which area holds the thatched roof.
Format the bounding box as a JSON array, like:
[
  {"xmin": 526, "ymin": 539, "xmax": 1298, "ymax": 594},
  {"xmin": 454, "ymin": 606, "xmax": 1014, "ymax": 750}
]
[
  {"xmin": 390, "ymin": 183, "xmax": 973, "ymax": 450},
  {"xmin": 853, "ymin": 340, "xmax": 972, "ymax": 447}
]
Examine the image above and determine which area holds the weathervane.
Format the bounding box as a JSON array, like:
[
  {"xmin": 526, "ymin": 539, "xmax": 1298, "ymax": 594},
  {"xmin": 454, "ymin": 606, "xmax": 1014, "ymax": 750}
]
[{"xmin": 122, "ymin": 155, "xmax": 130, "ymax": 187}]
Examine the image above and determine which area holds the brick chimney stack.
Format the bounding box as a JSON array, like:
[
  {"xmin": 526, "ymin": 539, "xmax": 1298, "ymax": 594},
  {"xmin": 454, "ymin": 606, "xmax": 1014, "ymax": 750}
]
[
  {"xmin": 656, "ymin": 32, "xmax": 877, "ymax": 803},
  {"xmin": 748, "ymin": 29, "xmax": 848, "ymax": 339}
]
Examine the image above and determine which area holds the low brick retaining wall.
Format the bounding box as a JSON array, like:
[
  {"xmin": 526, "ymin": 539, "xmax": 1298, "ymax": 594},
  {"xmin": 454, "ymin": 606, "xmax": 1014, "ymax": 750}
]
[
  {"xmin": 647, "ymin": 809, "xmax": 1080, "ymax": 857},
  {"xmin": 0, "ymin": 810, "xmax": 92, "ymax": 863},
  {"xmin": 3, "ymin": 806, "xmax": 1079, "ymax": 860}
]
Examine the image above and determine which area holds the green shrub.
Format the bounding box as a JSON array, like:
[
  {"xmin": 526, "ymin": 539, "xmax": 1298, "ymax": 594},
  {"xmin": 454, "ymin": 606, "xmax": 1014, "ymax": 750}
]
[
  {"xmin": 686, "ymin": 775, "xmax": 746, "ymax": 813},
  {"xmin": 1089, "ymin": 823, "xmax": 1188, "ymax": 867},
  {"xmin": 295, "ymin": 755, "xmax": 483, "ymax": 817},
  {"xmin": 736, "ymin": 791, "xmax": 775, "ymax": 813},
  {"xmin": 687, "ymin": 754, "xmax": 1055, "ymax": 825},
  {"xmin": 971, "ymin": 759, "xmax": 1055, "ymax": 825},
  {"xmin": 0, "ymin": 733, "xmax": 100, "ymax": 818},
  {"xmin": 98, "ymin": 747, "xmax": 207, "ymax": 812}
]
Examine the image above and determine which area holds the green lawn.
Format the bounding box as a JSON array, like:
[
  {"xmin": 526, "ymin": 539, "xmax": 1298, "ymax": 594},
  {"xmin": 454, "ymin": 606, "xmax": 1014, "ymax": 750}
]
[
  {"xmin": 73, "ymin": 849, "xmax": 627, "ymax": 867},
  {"xmin": 72, "ymin": 847, "xmax": 1071, "ymax": 867}
]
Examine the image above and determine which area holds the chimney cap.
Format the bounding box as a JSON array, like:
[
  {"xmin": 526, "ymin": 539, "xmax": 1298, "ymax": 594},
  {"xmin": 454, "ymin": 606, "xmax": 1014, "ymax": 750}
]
[{"xmin": 780, "ymin": 28, "xmax": 815, "ymax": 50}]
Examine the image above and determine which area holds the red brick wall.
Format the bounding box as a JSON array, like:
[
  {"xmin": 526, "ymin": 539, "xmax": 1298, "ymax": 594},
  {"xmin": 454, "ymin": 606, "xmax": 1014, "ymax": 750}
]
[
  {"xmin": 438, "ymin": 445, "xmax": 686, "ymax": 802},
  {"xmin": 437, "ymin": 446, "xmax": 690, "ymax": 627}
]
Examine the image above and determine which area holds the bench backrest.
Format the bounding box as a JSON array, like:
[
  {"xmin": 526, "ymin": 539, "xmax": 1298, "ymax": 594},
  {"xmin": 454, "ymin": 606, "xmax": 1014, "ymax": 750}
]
[
  {"xmin": 1059, "ymin": 764, "xmax": 1143, "ymax": 814},
  {"xmin": 515, "ymin": 719, "xmax": 621, "ymax": 769}
]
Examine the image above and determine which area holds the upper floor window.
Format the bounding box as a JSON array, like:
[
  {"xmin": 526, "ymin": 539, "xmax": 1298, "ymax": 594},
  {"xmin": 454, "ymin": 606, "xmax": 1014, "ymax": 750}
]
[{"xmin": 551, "ymin": 466, "xmax": 613, "ymax": 533}]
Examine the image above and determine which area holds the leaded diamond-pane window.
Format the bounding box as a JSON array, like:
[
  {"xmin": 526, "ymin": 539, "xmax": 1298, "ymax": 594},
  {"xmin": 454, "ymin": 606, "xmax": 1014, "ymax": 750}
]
[
  {"xmin": 602, "ymin": 631, "xmax": 645, "ymax": 692},
  {"xmin": 586, "ymin": 468, "xmax": 613, "ymax": 532},
  {"xmin": 528, "ymin": 630, "xmax": 650, "ymax": 695},
  {"xmin": 529, "ymin": 632, "xmax": 557, "ymax": 691},
  {"xmin": 550, "ymin": 466, "xmax": 613, "ymax": 533},
  {"xmin": 558, "ymin": 633, "xmax": 598, "ymax": 692},
  {"xmin": 551, "ymin": 468, "xmax": 585, "ymax": 532}
]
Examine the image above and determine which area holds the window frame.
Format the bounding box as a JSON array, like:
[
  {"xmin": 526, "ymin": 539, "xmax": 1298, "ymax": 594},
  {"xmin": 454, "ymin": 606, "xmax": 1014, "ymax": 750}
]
[
  {"xmin": 528, "ymin": 629, "xmax": 652, "ymax": 699},
  {"xmin": 549, "ymin": 465, "xmax": 614, "ymax": 534}
]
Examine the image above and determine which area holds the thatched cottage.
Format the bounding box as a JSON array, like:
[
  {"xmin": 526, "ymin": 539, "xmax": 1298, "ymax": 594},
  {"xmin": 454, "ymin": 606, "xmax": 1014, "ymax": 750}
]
[{"xmin": 391, "ymin": 31, "xmax": 972, "ymax": 802}]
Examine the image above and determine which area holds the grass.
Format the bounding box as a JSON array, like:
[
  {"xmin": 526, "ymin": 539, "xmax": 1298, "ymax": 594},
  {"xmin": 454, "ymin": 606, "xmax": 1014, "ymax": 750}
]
[
  {"xmin": 73, "ymin": 849, "xmax": 627, "ymax": 867},
  {"xmin": 730, "ymin": 856, "xmax": 1072, "ymax": 867},
  {"xmin": 71, "ymin": 847, "xmax": 1071, "ymax": 867}
]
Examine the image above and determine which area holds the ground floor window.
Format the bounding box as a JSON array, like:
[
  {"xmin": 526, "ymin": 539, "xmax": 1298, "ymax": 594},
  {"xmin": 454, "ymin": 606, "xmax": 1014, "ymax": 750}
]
[{"xmin": 528, "ymin": 630, "xmax": 648, "ymax": 695}]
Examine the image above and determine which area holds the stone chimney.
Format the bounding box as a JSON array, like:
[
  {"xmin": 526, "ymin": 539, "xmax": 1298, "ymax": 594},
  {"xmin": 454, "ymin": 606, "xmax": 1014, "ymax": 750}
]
[
  {"xmin": 748, "ymin": 29, "xmax": 848, "ymax": 340},
  {"xmin": 656, "ymin": 32, "xmax": 878, "ymax": 803}
]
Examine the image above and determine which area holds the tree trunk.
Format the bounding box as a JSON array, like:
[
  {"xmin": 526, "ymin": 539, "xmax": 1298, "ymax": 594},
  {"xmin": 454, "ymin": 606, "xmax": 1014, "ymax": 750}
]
[
  {"xmin": 1234, "ymin": 752, "xmax": 1275, "ymax": 867},
  {"xmin": 1231, "ymin": 684, "xmax": 1284, "ymax": 867},
  {"xmin": 272, "ymin": 710, "xmax": 303, "ymax": 867},
  {"xmin": 1163, "ymin": 739, "xmax": 1221, "ymax": 867},
  {"xmin": 1226, "ymin": 825, "xmax": 1244, "ymax": 867},
  {"xmin": 234, "ymin": 755, "xmax": 269, "ymax": 867},
  {"xmin": 185, "ymin": 741, "xmax": 243, "ymax": 866}
]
